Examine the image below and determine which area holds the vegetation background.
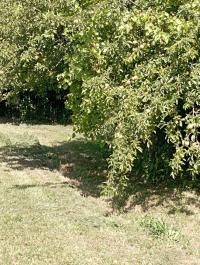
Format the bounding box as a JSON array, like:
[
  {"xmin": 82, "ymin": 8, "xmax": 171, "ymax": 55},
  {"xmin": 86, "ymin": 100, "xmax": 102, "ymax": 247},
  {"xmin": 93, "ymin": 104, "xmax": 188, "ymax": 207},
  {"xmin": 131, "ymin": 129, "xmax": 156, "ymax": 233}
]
[{"xmin": 0, "ymin": 0, "xmax": 200, "ymax": 202}]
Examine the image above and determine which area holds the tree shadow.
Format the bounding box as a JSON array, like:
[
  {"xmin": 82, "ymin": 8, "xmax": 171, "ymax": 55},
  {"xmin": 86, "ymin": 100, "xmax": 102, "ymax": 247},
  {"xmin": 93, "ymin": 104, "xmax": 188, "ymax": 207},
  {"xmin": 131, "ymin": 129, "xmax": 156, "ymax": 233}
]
[
  {"xmin": 0, "ymin": 139, "xmax": 109, "ymax": 197},
  {"xmin": 1, "ymin": 138, "xmax": 200, "ymax": 214},
  {"xmin": 12, "ymin": 181, "xmax": 79, "ymax": 190},
  {"xmin": 123, "ymin": 179, "xmax": 200, "ymax": 215}
]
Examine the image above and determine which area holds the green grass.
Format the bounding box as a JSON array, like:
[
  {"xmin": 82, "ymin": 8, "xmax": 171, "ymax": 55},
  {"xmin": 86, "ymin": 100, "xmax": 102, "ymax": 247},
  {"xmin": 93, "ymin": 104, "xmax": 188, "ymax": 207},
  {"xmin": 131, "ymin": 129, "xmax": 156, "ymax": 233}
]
[
  {"xmin": 140, "ymin": 216, "xmax": 182, "ymax": 241},
  {"xmin": 0, "ymin": 122, "xmax": 200, "ymax": 265}
]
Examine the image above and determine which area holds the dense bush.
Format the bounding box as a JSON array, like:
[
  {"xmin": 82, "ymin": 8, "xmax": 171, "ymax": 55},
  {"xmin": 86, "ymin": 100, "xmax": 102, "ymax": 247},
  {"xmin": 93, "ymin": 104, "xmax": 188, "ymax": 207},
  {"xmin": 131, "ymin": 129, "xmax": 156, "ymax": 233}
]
[
  {"xmin": 62, "ymin": 0, "xmax": 200, "ymax": 199},
  {"xmin": 1, "ymin": 0, "xmax": 200, "ymax": 200}
]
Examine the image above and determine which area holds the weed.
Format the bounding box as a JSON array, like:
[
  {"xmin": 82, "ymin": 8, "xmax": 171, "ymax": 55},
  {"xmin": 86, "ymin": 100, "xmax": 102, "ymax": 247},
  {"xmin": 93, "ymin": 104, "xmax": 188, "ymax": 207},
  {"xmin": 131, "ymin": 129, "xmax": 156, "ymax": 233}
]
[{"xmin": 140, "ymin": 216, "xmax": 181, "ymax": 242}]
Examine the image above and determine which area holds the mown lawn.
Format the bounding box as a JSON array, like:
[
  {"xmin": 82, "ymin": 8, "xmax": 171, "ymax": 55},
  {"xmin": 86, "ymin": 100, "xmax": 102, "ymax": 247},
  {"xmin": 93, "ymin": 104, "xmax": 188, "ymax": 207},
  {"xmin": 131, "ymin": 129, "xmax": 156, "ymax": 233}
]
[{"xmin": 0, "ymin": 122, "xmax": 200, "ymax": 265}]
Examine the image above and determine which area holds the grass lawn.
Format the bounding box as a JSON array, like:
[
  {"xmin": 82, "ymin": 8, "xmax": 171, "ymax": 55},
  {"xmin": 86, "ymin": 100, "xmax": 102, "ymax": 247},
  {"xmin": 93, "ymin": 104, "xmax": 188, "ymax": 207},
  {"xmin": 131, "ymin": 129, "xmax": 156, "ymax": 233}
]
[{"xmin": 0, "ymin": 122, "xmax": 200, "ymax": 265}]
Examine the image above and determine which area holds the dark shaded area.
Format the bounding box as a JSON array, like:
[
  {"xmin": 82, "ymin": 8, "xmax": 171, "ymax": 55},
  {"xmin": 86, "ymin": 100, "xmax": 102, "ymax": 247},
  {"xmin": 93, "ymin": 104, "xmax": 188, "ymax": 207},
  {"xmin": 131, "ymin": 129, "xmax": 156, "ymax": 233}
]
[
  {"xmin": 12, "ymin": 181, "xmax": 78, "ymax": 191},
  {"xmin": 0, "ymin": 90, "xmax": 71, "ymax": 124},
  {"xmin": 132, "ymin": 128, "xmax": 175, "ymax": 184},
  {"xmin": 0, "ymin": 140, "xmax": 108, "ymax": 197},
  {"xmin": 1, "ymin": 138, "xmax": 200, "ymax": 213},
  {"xmin": 124, "ymin": 179, "xmax": 200, "ymax": 215}
]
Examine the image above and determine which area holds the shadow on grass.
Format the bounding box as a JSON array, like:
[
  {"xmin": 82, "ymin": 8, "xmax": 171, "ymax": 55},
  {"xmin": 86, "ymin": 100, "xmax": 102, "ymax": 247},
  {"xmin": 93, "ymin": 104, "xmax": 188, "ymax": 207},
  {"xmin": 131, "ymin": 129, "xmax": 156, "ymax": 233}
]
[
  {"xmin": 0, "ymin": 139, "xmax": 109, "ymax": 197},
  {"xmin": 123, "ymin": 179, "xmax": 200, "ymax": 215},
  {"xmin": 12, "ymin": 181, "xmax": 80, "ymax": 191},
  {"xmin": 1, "ymin": 139, "xmax": 200, "ymax": 213}
]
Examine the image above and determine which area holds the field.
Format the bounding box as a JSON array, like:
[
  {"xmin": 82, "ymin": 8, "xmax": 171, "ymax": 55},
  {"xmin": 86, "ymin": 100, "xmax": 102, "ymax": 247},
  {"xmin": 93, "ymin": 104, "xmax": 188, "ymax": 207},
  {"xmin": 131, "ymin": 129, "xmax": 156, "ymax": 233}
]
[{"xmin": 0, "ymin": 122, "xmax": 200, "ymax": 265}]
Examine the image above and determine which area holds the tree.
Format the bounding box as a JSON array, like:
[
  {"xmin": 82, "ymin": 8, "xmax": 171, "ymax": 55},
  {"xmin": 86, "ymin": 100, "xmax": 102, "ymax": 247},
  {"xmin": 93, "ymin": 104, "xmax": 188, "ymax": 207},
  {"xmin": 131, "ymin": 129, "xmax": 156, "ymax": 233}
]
[
  {"xmin": 62, "ymin": 0, "xmax": 200, "ymax": 200},
  {"xmin": 1, "ymin": 0, "xmax": 200, "ymax": 201},
  {"xmin": 0, "ymin": 0, "xmax": 81, "ymax": 120}
]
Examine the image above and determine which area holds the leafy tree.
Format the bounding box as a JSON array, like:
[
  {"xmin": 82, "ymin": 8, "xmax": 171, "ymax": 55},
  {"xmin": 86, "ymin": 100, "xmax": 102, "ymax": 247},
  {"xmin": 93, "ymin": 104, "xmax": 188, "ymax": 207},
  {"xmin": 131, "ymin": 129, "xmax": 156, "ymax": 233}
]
[
  {"xmin": 62, "ymin": 0, "xmax": 200, "ymax": 200},
  {"xmin": 1, "ymin": 0, "xmax": 200, "ymax": 201},
  {"xmin": 0, "ymin": 0, "xmax": 80, "ymax": 120}
]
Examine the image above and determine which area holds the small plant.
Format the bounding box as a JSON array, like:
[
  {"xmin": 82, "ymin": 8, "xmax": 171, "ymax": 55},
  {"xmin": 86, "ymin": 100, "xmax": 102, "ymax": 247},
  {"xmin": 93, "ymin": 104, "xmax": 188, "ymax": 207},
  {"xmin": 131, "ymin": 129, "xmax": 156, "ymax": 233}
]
[{"xmin": 140, "ymin": 216, "xmax": 181, "ymax": 242}]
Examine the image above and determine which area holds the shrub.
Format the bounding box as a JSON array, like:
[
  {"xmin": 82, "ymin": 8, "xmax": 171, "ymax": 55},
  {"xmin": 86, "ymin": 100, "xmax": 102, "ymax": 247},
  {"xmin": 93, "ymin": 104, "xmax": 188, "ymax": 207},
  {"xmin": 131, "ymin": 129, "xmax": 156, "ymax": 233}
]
[{"xmin": 62, "ymin": 0, "xmax": 200, "ymax": 199}]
